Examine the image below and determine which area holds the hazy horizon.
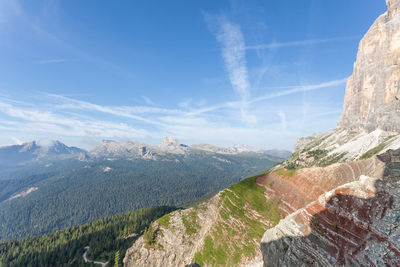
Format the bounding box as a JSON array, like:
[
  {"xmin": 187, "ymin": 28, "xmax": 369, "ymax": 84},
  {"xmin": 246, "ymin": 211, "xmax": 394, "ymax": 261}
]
[{"xmin": 0, "ymin": 0, "xmax": 386, "ymax": 150}]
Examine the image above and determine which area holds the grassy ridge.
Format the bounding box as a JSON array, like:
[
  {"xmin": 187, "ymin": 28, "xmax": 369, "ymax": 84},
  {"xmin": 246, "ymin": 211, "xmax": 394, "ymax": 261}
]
[{"xmin": 194, "ymin": 175, "xmax": 280, "ymax": 266}]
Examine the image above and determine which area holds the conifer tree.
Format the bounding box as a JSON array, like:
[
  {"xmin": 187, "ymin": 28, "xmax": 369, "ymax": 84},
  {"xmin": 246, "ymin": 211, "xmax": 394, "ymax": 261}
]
[{"xmin": 114, "ymin": 250, "xmax": 120, "ymax": 267}]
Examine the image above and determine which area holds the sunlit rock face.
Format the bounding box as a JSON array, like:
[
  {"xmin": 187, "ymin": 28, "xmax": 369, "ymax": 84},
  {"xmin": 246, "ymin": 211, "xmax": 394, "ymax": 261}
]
[
  {"xmin": 259, "ymin": 1, "xmax": 400, "ymax": 266},
  {"xmin": 256, "ymin": 157, "xmax": 385, "ymax": 217},
  {"xmin": 338, "ymin": 0, "xmax": 400, "ymax": 132},
  {"xmin": 260, "ymin": 149, "xmax": 400, "ymax": 267}
]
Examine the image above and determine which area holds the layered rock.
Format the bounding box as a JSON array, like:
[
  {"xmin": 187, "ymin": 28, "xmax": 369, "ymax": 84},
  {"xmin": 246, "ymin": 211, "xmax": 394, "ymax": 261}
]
[
  {"xmin": 285, "ymin": 128, "xmax": 400, "ymax": 168},
  {"xmin": 260, "ymin": 149, "xmax": 400, "ymax": 266},
  {"xmin": 256, "ymin": 156, "xmax": 385, "ymax": 217},
  {"xmin": 338, "ymin": 0, "xmax": 400, "ymax": 132}
]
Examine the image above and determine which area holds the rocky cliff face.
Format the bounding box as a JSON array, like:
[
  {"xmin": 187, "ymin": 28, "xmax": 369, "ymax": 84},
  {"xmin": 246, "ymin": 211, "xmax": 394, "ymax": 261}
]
[
  {"xmin": 260, "ymin": 149, "xmax": 400, "ymax": 266},
  {"xmin": 260, "ymin": 1, "xmax": 400, "ymax": 265},
  {"xmin": 256, "ymin": 156, "xmax": 385, "ymax": 217},
  {"xmin": 338, "ymin": 0, "xmax": 400, "ymax": 132}
]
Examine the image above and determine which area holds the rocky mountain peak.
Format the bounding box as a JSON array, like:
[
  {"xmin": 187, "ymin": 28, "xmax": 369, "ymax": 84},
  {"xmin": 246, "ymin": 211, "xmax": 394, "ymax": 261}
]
[
  {"xmin": 158, "ymin": 136, "xmax": 180, "ymax": 147},
  {"xmin": 337, "ymin": 0, "xmax": 400, "ymax": 132},
  {"xmin": 19, "ymin": 141, "xmax": 37, "ymax": 152}
]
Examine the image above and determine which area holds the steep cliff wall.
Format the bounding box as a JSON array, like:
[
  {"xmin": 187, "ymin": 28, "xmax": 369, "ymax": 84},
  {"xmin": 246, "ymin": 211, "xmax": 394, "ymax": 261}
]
[
  {"xmin": 338, "ymin": 0, "xmax": 400, "ymax": 132},
  {"xmin": 260, "ymin": 3, "xmax": 400, "ymax": 264}
]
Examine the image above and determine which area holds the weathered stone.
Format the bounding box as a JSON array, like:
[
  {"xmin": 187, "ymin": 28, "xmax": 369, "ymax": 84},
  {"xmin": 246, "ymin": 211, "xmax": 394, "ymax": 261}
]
[
  {"xmin": 260, "ymin": 149, "xmax": 400, "ymax": 267},
  {"xmin": 123, "ymin": 195, "xmax": 220, "ymax": 267},
  {"xmin": 338, "ymin": 0, "xmax": 400, "ymax": 132}
]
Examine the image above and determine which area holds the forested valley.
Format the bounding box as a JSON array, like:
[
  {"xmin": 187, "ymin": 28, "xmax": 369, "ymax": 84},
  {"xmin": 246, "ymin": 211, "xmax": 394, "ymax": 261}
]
[
  {"xmin": 0, "ymin": 152, "xmax": 282, "ymax": 241},
  {"xmin": 0, "ymin": 206, "xmax": 176, "ymax": 267}
]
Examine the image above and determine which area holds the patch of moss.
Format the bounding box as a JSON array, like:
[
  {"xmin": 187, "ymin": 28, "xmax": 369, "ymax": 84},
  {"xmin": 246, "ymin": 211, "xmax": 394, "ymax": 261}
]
[
  {"xmin": 194, "ymin": 236, "xmax": 214, "ymax": 265},
  {"xmin": 306, "ymin": 149, "xmax": 328, "ymax": 160},
  {"xmin": 303, "ymin": 133, "xmax": 333, "ymax": 151},
  {"xmin": 318, "ymin": 153, "xmax": 346, "ymax": 167},
  {"xmin": 361, "ymin": 142, "xmax": 387, "ymax": 159},
  {"xmin": 275, "ymin": 168, "xmax": 296, "ymax": 177},
  {"xmin": 182, "ymin": 211, "xmax": 200, "ymax": 235},
  {"xmin": 157, "ymin": 213, "xmax": 171, "ymax": 228}
]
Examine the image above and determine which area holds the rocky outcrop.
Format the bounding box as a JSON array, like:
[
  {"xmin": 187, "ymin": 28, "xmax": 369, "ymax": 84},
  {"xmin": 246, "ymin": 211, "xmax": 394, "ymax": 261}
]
[
  {"xmin": 337, "ymin": 0, "xmax": 400, "ymax": 132},
  {"xmin": 260, "ymin": 149, "xmax": 400, "ymax": 266},
  {"xmin": 286, "ymin": 128, "xmax": 400, "ymax": 168},
  {"xmin": 123, "ymin": 196, "xmax": 220, "ymax": 267},
  {"xmin": 256, "ymin": 156, "xmax": 385, "ymax": 217},
  {"xmin": 123, "ymin": 176, "xmax": 280, "ymax": 267}
]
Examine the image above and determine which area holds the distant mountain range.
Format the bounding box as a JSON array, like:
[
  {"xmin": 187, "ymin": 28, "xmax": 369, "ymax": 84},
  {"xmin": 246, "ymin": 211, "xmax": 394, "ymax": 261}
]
[
  {"xmin": 0, "ymin": 140, "xmax": 85, "ymax": 169},
  {"xmin": 0, "ymin": 137, "xmax": 290, "ymax": 170},
  {"xmin": 0, "ymin": 137, "xmax": 287, "ymax": 241}
]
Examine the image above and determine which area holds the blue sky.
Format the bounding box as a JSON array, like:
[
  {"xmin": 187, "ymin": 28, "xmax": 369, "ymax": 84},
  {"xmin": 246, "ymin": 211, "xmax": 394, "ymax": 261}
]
[{"xmin": 0, "ymin": 0, "xmax": 386, "ymax": 150}]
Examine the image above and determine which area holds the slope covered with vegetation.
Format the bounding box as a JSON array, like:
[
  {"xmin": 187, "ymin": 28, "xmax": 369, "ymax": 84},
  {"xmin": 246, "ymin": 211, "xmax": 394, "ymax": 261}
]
[
  {"xmin": 0, "ymin": 153, "xmax": 281, "ymax": 241},
  {"xmin": 124, "ymin": 173, "xmax": 280, "ymax": 266},
  {"xmin": 0, "ymin": 206, "xmax": 175, "ymax": 267},
  {"xmin": 193, "ymin": 175, "xmax": 280, "ymax": 266}
]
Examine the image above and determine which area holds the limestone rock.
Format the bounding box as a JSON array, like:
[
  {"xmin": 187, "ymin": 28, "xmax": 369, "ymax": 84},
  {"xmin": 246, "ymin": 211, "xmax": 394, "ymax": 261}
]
[{"xmin": 338, "ymin": 0, "xmax": 400, "ymax": 132}]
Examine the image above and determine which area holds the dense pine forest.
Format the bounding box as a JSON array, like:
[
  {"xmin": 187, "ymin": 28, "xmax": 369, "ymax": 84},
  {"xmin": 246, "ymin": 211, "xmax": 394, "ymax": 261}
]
[
  {"xmin": 0, "ymin": 153, "xmax": 281, "ymax": 241},
  {"xmin": 0, "ymin": 206, "xmax": 176, "ymax": 267}
]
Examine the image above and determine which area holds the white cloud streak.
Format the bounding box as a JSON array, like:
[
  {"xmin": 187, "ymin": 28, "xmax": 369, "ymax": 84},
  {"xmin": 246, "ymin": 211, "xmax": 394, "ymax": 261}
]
[
  {"xmin": 142, "ymin": 96, "xmax": 156, "ymax": 106},
  {"xmin": 245, "ymin": 37, "xmax": 354, "ymax": 50},
  {"xmin": 0, "ymin": 99, "xmax": 151, "ymax": 140},
  {"xmin": 0, "ymin": 77, "xmax": 346, "ymax": 149},
  {"xmin": 185, "ymin": 78, "xmax": 347, "ymax": 116},
  {"xmin": 216, "ymin": 19, "xmax": 250, "ymax": 102},
  {"xmin": 209, "ymin": 16, "xmax": 258, "ymax": 124},
  {"xmin": 37, "ymin": 58, "xmax": 73, "ymax": 64},
  {"xmin": 248, "ymin": 78, "xmax": 347, "ymax": 104}
]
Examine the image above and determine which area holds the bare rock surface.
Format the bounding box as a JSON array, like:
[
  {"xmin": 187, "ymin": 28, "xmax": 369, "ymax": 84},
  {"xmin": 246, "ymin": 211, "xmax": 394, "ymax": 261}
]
[
  {"xmin": 260, "ymin": 149, "xmax": 400, "ymax": 267},
  {"xmin": 287, "ymin": 128, "xmax": 400, "ymax": 168},
  {"xmin": 338, "ymin": 0, "xmax": 400, "ymax": 132},
  {"xmin": 123, "ymin": 195, "xmax": 220, "ymax": 267},
  {"xmin": 257, "ymin": 157, "xmax": 385, "ymax": 217}
]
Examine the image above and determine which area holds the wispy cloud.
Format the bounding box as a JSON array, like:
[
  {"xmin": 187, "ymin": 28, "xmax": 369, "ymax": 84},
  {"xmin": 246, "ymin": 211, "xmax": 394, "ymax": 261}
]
[
  {"xmin": 0, "ymin": 98, "xmax": 151, "ymax": 140},
  {"xmin": 206, "ymin": 15, "xmax": 257, "ymax": 124},
  {"xmin": 185, "ymin": 78, "xmax": 347, "ymax": 116},
  {"xmin": 248, "ymin": 78, "xmax": 347, "ymax": 104},
  {"xmin": 245, "ymin": 37, "xmax": 355, "ymax": 50},
  {"xmin": 36, "ymin": 58, "xmax": 74, "ymax": 64},
  {"xmin": 0, "ymin": 76, "xmax": 345, "ymax": 149},
  {"xmin": 278, "ymin": 110, "xmax": 287, "ymax": 130},
  {"xmin": 11, "ymin": 137, "xmax": 23, "ymax": 145},
  {"xmin": 142, "ymin": 96, "xmax": 156, "ymax": 106},
  {"xmin": 216, "ymin": 18, "xmax": 250, "ymax": 102}
]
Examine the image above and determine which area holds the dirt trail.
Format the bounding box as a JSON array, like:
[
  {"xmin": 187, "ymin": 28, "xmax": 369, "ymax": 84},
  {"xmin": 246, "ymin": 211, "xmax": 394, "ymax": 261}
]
[{"xmin": 83, "ymin": 246, "xmax": 108, "ymax": 267}]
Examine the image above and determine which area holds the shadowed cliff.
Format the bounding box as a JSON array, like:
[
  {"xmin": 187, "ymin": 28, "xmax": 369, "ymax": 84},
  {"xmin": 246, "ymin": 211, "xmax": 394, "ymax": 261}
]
[{"xmin": 260, "ymin": 149, "xmax": 400, "ymax": 266}]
